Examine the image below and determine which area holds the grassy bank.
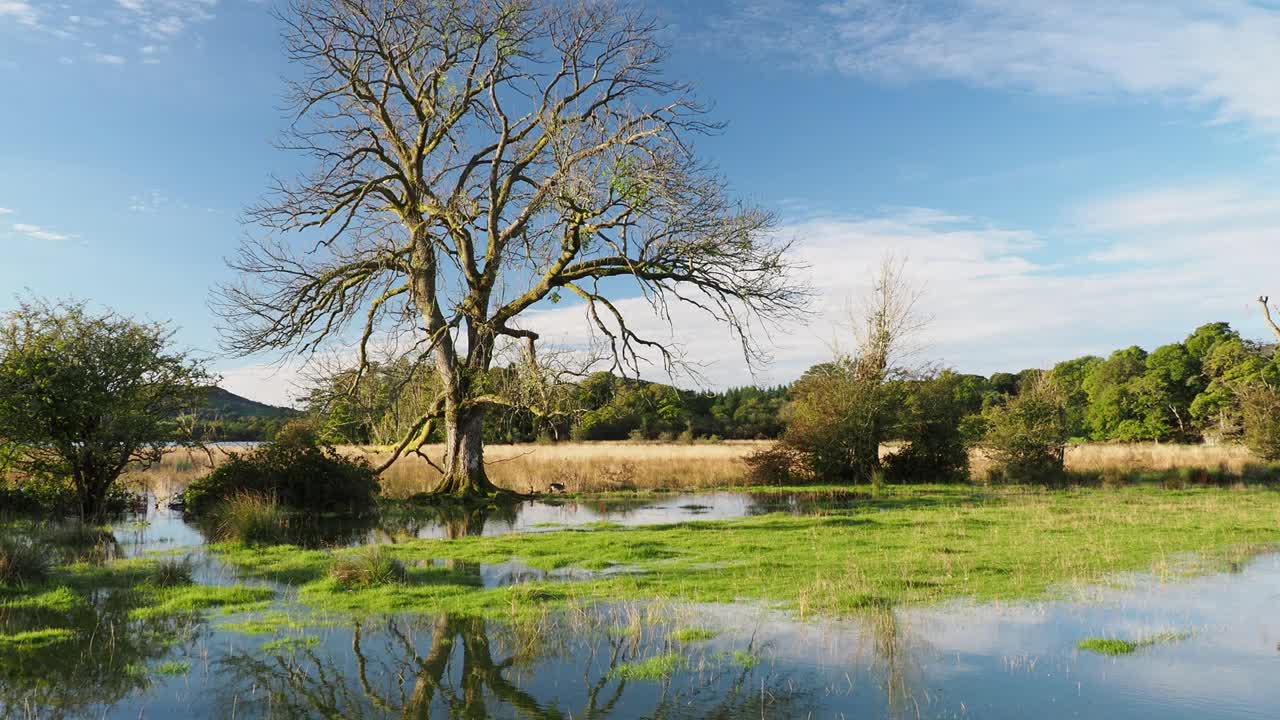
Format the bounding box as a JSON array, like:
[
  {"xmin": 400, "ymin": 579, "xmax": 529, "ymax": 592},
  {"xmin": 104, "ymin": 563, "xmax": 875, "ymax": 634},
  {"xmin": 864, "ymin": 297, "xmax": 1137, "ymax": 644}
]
[{"xmin": 215, "ymin": 484, "xmax": 1280, "ymax": 619}]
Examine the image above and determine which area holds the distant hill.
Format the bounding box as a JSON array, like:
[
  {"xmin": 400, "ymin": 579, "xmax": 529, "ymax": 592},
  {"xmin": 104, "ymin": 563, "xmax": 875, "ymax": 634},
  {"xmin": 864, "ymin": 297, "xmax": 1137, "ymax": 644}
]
[
  {"xmin": 194, "ymin": 387, "xmax": 298, "ymax": 441},
  {"xmin": 199, "ymin": 386, "xmax": 297, "ymax": 421}
]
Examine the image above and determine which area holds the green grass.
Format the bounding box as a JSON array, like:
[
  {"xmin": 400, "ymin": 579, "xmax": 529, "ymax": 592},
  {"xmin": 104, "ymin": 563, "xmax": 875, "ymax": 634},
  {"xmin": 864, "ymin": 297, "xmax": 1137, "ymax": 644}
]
[
  {"xmin": 728, "ymin": 649, "xmax": 759, "ymax": 669},
  {"xmin": 609, "ymin": 652, "xmax": 684, "ymax": 680},
  {"xmin": 153, "ymin": 660, "xmax": 191, "ymax": 676},
  {"xmin": 261, "ymin": 635, "xmax": 321, "ymax": 653},
  {"xmin": 146, "ymin": 558, "xmax": 194, "ymax": 588},
  {"xmin": 214, "ymin": 485, "xmax": 1280, "ymax": 619},
  {"xmin": 0, "ymin": 586, "xmax": 86, "ymax": 612},
  {"xmin": 670, "ymin": 627, "xmax": 718, "ymax": 643},
  {"xmin": 1078, "ymin": 631, "xmax": 1192, "ymax": 656},
  {"xmin": 330, "ymin": 546, "xmax": 407, "ymax": 589},
  {"xmin": 220, "ymin": 611, "xmax": 315, "ymax": 635},
  {"xmin": 0, "ymin": 628, "xmax": 76, "ymax": 651},
  {"xmin": 129, "ymin": 584, "xmax": 276, "ymax": 621},
  {"xmin": 210, "ymin": 491, "xmax": 290, "ymax": 545}
]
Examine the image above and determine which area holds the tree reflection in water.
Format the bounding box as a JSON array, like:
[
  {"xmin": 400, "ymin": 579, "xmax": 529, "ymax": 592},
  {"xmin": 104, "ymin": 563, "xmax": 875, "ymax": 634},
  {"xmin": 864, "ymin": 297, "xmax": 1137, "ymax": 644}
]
[
  {"xmin": 0, "ymin": 588, "xmax": 201, "ymax": 720},
  {"xmin": 219, "ymin": 607, "xmax": 824, "ymax": 719}
]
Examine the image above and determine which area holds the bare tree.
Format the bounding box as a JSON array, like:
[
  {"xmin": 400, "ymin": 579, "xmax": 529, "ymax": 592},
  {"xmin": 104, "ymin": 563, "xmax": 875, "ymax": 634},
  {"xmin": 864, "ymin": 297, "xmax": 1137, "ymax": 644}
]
[
  {"xmin": 214, "ymin": 0, "xmax": 808, "ymax": 497},
  {"xmin": 1260, "ymin": 296, "xmax": 1280, "ymax": 344}
]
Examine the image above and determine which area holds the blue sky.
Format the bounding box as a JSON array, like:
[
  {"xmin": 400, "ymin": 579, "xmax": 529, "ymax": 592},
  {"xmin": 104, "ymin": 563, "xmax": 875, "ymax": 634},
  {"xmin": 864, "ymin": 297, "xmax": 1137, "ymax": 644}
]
[{"xmin": 2, "ymin": 0, "xmax": 1279, "ymax": 405}]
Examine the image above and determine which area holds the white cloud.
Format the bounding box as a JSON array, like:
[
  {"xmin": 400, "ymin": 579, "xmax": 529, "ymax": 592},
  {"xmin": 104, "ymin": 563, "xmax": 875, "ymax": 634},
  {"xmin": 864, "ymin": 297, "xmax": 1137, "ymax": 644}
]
[
  {"xmin": 13, "ymin": 222, "xmax": 70, "ymax": 241},
  {"xmin": 0, "ymin": 1, "xmax": 37, "ymax": 26},
  {"xmin": 505, "ymin": 189, "xmax": 1280, "ymax": 388},
  {"xmin": 0, "ymin": 207, "xmax": 13, "ymax": 215},
  {"xmin": 6, "ymin": 0, "xmax": 218, "ymax": 59},
  {"xmin": 711, "ymin": 0, "xmax": 1280, "ymax": 135},
  {"xmin": 93, "ymin": 53, "xmax": 125, "ymax": 64},
  {"xmin": 217, "ymin": 360, "xmax": 308, "ymax": 408}
]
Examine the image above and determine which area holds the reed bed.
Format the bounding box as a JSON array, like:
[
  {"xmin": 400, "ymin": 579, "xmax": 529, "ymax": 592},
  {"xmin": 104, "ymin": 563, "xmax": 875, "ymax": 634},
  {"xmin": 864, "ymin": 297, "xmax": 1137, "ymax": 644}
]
[
  {"xmin": 126, "ymin": 440, "xmax": 1266, "ymax": 497},
  {"xmin": 367, "ymin": 441, "xmax": 769, "ymax": 496}
]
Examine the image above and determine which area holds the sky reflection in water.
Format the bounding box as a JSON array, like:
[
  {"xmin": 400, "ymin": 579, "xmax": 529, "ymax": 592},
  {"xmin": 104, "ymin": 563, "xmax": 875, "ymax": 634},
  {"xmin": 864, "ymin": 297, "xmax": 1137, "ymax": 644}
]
[{"xmin": 5, "ymin": 494, "xmax": 1278, "ymax": 719}]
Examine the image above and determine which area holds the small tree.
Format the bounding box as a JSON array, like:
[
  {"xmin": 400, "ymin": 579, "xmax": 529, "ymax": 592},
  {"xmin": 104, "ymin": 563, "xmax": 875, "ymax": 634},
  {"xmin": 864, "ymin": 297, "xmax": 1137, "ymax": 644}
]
[
  {"xmin": 0, "ymin": 299, "xmax": 210, "ymax": 519},
  {"xmin": 1239, "ymin": 381, "xmax": 1280, "ymax": 462},
  {"xmin": 751, "ymin": 257, "xmax": 925, "ymax": 484},
  {"xmin": 982, "ymin": 372, "xmax": 1069, "ymax": 483},
  {"xmin": 884, "ymin": 371, "xmax": 973, "ymax": 484}
]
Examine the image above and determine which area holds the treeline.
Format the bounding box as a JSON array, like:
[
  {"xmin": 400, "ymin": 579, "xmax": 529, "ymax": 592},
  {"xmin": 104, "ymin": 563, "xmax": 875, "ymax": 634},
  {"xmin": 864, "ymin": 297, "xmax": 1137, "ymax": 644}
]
[
  {"xmin": 306, "ymin": 322, "xmax": 1279, "ymax": 451},
  {"xmin": 309, "ymin": 363, "xmax": 788, "ymax": 445}
]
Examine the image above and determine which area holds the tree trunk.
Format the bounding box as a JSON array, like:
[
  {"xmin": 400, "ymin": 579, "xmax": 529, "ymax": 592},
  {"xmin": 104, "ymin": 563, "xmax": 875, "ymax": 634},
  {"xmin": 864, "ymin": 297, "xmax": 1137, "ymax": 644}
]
[{"xmin": 432, "ymin": 408, "xmax": 502, "ymax": 497}]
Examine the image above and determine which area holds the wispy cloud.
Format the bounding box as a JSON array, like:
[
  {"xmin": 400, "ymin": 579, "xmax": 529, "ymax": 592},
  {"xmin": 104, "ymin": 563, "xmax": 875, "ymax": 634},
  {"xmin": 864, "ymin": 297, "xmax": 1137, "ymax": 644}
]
[
  {"xmin": 0, "ymin": 207, "xmax": 13, "ymax": 215},
  {"xmin": 1, "ymin": 0, "xmax": 218, "ymax": 64},
  {"xmin": 0, "ymin": 1, "xmax": 37, "ymax": 26},
  {"xmin": 128, "ymin": 190, "xmax": 169, "ymax": 212},
  {"xmin": 709, "ymin": 0, "xmax": 1280, "ymax": 135},
  {"xmin": 13, "ymin": 222, "xmax": 71, "ymax": 242}
]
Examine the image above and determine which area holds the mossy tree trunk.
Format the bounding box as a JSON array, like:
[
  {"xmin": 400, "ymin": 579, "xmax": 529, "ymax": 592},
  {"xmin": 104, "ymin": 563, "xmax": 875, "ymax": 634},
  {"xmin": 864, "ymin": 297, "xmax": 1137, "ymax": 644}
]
[{"xmin": 433, "ymin": 409, "xmax": 501, "ymax": 497}]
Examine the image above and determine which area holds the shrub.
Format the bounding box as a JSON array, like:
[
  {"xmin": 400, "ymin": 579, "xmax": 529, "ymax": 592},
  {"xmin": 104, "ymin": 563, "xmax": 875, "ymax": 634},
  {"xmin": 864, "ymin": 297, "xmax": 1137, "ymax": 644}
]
[
  {"xmin": 1240, "ymin": 382, "xmax": 1280, "ymax": 462},
  {"xmin": 183, "ymin": 420, "xmax": 378, "ymax": 515},
  {"xmin": 0, "ymin": 474, "xmax": 134, "ymax": 517},
  {"xmin": 982, "ymin": 373, "xmax": 1069, "ymax": 484},
  {"xmin": 148, "ymin": 558, "xmax": 194, "ymax": 587},
  {"xmin": 0, "ymin": 537, "xmax": 50, "ymax": 588},
  {"xmin": 0, "ymin": 298, "xmax": 210, "ymax": 519},
  {"xmin": 778, "ymin": 359, "xmax": 890, "ymax": 484},
  {"xmin": 331, "ymin": 546, "xmax": 406, "ymax": 589},
  {"xmin": 210, "ymin": 491, "xmax": 290, "ymax": 545},
  {"xmin": 744, "ymin": 444, "xmax": 806, "ymax": 486},
  {"xmin": 883, "ymin": 372, "xmax": 973, "ymax": 484}
]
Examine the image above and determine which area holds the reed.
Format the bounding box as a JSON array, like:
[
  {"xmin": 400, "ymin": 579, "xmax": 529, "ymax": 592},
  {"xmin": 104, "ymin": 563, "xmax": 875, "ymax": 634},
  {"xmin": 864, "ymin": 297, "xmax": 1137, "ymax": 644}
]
[{"xmin": 127, "ymin": 440, "xmax": 1268, "ymax": 497}]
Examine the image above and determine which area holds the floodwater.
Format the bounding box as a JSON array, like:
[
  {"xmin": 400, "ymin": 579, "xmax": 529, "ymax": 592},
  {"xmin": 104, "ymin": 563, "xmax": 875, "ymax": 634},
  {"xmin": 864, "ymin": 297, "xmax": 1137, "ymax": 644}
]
[{"xmin": 3, "ymin": 493, "xmax": 1279, "ymax": 719}]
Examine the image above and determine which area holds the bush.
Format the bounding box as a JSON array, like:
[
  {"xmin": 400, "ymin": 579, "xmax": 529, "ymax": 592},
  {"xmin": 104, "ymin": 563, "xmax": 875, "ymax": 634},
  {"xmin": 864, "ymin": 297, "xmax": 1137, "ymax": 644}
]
[
  {"xmin": 883, "ymin": 372, "xmax": 973, "ymax": 484},
  {"xmin": 0, "ymin": 474, "xmax": 134, "ymax": 517},
  {"xmin": 331, "ymin": 546, "xmax": 406, "ymax": 589},
  {"xmin": 0, "ymin": 537, "xmax": 50, "ymax": 588},
  {"xmin": 744, "ymin": 445, "xmax": 806, "ymax": 486},
  {"xmin": 982, "ymin": 373, "xmax": 1069, "ymax": 484},
  {"xmin": 183, "ymin": 421, "xmax": 378, "ymax": 515},
  {"xmin": 209, "ymin": 491, "xmax": 290, "ymax": 545},
  {"xmin": 779, "ymin": 359, "xmax": 890, "ymax": 484},
  {"xmin": 1240, "ymin": 382, "xmax": 1280, "ymax": 462}
]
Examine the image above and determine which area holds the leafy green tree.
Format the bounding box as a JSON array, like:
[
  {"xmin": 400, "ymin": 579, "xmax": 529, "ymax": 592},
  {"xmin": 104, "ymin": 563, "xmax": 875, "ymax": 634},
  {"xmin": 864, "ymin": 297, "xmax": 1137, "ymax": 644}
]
[
  {"xmin": 0, "ymin": 299, "xmax": 209, "ymax": 518},
  {"xmin": 982, "ymin": 372, "xmax": 1069, "ymax": 483},
  {"xmin": 1047, "ymin": 356, "xmax": 1102, "ymax": 439},
  {"xmin": 884, "ymin": 371, "xmax": 973, "ymax": 483},
  {"xmin": 1082, "ymin": 346, "xmax": 1149, "ymax": 441},
  {"xmin": 1239, "ymin": 381, "xmax": 1280, "ymax": 461},
  {"xmin": 1134, "ymin": 343, "xmax": 1202, "ymax": 441},
  {"xmin": 778, "ymin": 358, "xmax": 894, "ymax": 483}
]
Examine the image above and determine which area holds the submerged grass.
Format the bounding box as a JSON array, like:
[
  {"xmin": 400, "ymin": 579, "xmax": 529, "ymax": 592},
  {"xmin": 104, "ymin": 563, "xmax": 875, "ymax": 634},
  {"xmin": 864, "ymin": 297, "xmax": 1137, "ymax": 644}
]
[
  {"xmin": 609, "ymin": 652, "xmax": 685, "ymax": 680},
  {"xmin": 261, "ymin": 635, "xmax": 321, "ymax": 653},
  {"xmin": 1078, "ymin": 631, "xmax": 1192, "ymax": 656},
  {"xmin": 670, "ymin": 627, "xmax": 718, "ymax": 643},
  {"xmin": 214, "ymin": 484, "xmax": 1280, "ymax": 619}
]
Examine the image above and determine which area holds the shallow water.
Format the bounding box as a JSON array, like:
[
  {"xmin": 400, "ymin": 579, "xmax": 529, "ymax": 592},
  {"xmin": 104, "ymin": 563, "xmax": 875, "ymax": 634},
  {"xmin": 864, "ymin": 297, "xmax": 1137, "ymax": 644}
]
[{"xmin": 5, "ymin": 494, "xmax": 1280, "ymax": 719}]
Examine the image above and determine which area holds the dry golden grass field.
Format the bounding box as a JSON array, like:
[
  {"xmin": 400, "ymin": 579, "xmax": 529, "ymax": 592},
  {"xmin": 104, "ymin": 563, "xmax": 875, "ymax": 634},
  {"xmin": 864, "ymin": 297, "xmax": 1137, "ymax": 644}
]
[{"xmin": 125, "ymin": 440, "xmax": 1268, "ymax": 500}]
